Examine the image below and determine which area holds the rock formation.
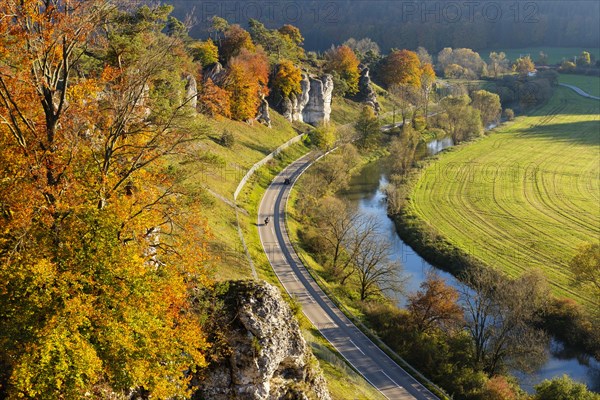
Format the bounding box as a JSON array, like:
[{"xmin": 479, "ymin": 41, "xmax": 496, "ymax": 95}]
[
  {"xmin": 302, "ymin": 74, "xmax": 333, "ymax": 125},
  {"xmin": 184, "ymin": 73, "xmax": 198, "ymax": 110},
  {"xmin": 255, "ymin": 94, "xmax": 272, "ymax": 128},
  {"xmin": 195, "ymin": 281, "xmax": 331, "ymax": 400},
  {"xmin": 280, "ymin": 73, "xmax": 333, "ymax": 126},
  {"xmin": 357, "ymin": 67, "xmax": 380, "ymax": 115},
  {"xmin": 204, "ymin": 62, "xmax": 226, "ymax": 85}
]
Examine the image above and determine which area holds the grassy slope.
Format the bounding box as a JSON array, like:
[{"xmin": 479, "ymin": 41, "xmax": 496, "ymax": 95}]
[
  {"xmin": 175, "ymin": 112, "xmax": 304, "ymax": 281},
  {"xmin": 559, "ymin": 74, "xmax": 600, "ymax": 97},
  {"xmin": 483, "ymin": 47, "xmax": 600, "ymax": 64},
  {"xmin": 405, "ymin": 87, "xmax": 599, "ymax": 308},
  {"xmin": 175, "ymin": 103, "xmax": 382, "ymax": 399}
]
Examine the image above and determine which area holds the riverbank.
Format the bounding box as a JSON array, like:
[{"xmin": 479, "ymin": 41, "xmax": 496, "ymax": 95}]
[{"xmin": 390, "ymin": 88, "xmax": 600, "ymax": 360}]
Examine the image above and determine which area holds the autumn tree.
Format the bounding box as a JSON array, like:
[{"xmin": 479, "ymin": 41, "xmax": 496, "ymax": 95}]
[
  {"xmin": 220, "ymin": 24, "xmax": 255, "ymax": 62},
  {"xmin": 0, "ymin": 2, "xmax": 210, "ymax": 397},
  {"xmin": 471, "ymin": 90, "xmax": 502, "ymax": 127},
  {"xmin": 437, "ymin": 47, "xmax": 487, "ymax": 79},
  {"xmin": 272, "ymin": 59, "xmax": 303, "ymax": 98},
  {"xmin": 198, "ymin": 78, "xmax": 231, "ymax": 118},
  {"xmin": 389, "ymin": 124, "xmax": 420, "ymax": 175},
  {"xmin": 324, "ymin": 45, "xmax": 360, "ymax": 96},
  {"xmin": 407, "ymin": 272, "xmax": 464, "ymax": 333},
  {"xmin": 513, "ymin": 55, "xmax": 535, "ymax": 76},
  {"xmin": 381, "ymin": 49, "xmax": 422, "ymax": 88},
  {"xmin": 189, "ymin": 38, "xmax": 219, "ymax": 67},
  {"xmin": 225, "ymin": 49, "xmax": 269, "ymax": 121},
  {"xmin": 355, "ymin": 105, "xmax": 381, "ymax": 149}
]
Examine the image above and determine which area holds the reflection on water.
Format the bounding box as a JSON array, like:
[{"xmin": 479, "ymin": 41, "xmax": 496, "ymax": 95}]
[{"xmin": 339, "ymin": 157, "xmax": 600, "ymax": 392}]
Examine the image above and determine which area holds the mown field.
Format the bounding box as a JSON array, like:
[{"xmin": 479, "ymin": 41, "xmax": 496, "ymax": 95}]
[
  {"xmin": 559, "ymin": 74, "xmax": 600, "ymax": 97},
  {"xmin": 483, "ymin": 46, "xmax": 600, "ymax": 64},
  {"xmin": 406, "ymin": 87, "xmax": 600, "ymax": 307}
]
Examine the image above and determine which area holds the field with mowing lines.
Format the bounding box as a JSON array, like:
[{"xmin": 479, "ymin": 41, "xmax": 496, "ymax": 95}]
[
  {"xmin": 406, "ymin": 87, "xmax": 600, "ymax": 307},
  {"xmin": 559, "ymin": 74, "xmax": 600, "ymax": 97}
]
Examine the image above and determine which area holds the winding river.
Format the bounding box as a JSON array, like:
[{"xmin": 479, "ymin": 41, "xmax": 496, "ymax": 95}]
[{"xmin": 338, "ymin": 141, "xmax": 600, "ymax": 393}]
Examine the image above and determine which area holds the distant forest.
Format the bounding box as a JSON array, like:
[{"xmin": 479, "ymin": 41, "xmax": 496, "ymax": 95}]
[{"xmin": 165, "ymin": 0, "xmax": 600, "ymax": 53}]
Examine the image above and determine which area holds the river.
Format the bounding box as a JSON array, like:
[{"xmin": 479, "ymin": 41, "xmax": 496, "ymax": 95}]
[{"xmin": 338, "ymin": 142, "xmax": 600, "ymax": 393}]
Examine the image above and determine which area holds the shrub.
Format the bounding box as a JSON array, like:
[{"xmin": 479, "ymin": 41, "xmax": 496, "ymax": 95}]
[
  {"xmin": 503, "ymin": 108, "xmax": 515, "ymax": 121},
  {"xmin": 219, "ymin": 130, "xmax": 235, "ymax": 148}
]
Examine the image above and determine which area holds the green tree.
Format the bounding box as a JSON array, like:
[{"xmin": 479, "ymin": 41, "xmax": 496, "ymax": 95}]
[
  {"xmin": 355, "ymin": 106, "xmax": 381, "ymax": 148},
  {"xmin": 471, "ymin": 90, "xmax": 502, "ymax": 127},
  {"xmin": 569, "ymin": 243, "xmax": 600, "ymax": 292},
  {"xmin": 439, "ymin": 95, "xmax": 483, "ymax": 143},
  {"xmin": 535, "ymin": 375, "xmax": 599, "ymax": 400},
  {"xmin": 310, "ymin": 123, "xmax": 336, "ymax": 151},
  {"xmin": 189, "ymin": 38, "xmax": 219, "ymax": 67}
]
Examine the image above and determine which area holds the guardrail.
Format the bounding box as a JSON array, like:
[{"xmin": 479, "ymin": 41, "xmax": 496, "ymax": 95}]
[{"xmin": 283, "ymin": 151, "xmax": 451, "ymax": 400}]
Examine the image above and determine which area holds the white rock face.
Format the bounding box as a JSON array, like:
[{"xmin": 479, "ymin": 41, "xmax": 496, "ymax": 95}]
[
  {"xmin": 196, "ymin": 281, "xmax": 331, "ymax": 400},
  {"xmin": 302, "ymin": 74, "xmax": 333, "ymax": 126},
  {"xmin": 281, "ymin": 74, "xmax": 332, "ymax": 126}
]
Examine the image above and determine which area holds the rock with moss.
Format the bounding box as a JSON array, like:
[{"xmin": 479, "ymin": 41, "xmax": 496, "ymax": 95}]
[{"xmin": 195, "ymin": 281, "xmax": 331, "ymax": 400}]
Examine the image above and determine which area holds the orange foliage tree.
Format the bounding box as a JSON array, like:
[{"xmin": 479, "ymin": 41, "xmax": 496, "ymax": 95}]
[
  {"xmin": 198, "ymin": 77, "xmax": 232, "ymax": 118},
  {"xmin": 0, "ymin": 2, "xmax": 210, "ymax": 398},
  {"xmin": 324, "ymin": 45, "xmax": 360, "ymax": 95},
  {"xmin": 225, "ymin": 49, "xmax": 270, "ymax": 121},
  {"xmin": 381, "ymin": 49, "xmax": 423, "ymax": 88},
  {"xmin": 272, "ymin": 59, "xmax": 303, "ymax": 98}
]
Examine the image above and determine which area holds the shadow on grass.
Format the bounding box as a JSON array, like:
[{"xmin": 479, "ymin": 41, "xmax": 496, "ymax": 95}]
[{"xmin": 519, "ymin": 120, "xmax": 600, "ymax": 146}]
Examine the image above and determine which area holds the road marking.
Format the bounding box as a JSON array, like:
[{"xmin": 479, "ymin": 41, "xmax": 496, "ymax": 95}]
[
  {"xmin": 380, "ymin": 370, "xmax": 401, "ymax": 388},
  {"xmin": 349, "ymin": 339, "xmax": 365, "ymax": 355}
]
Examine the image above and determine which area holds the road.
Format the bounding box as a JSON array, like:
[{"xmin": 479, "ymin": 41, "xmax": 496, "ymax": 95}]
[
  {"xmin": 258, "ymin": 152, "xmax": 439, "ymax": 400},
  {"xmin": 559, "ymin": 83, "xmax": 600, "ymax": 100}
]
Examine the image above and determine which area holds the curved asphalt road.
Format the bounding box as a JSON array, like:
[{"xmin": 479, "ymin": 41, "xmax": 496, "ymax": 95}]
[
  {"xmin": 258, "ymin": 152, "xmax": 439, "ymax": 400},
  {"xmin": 559, "ymin": 83, "xmax": 600, "ymax": 100}
]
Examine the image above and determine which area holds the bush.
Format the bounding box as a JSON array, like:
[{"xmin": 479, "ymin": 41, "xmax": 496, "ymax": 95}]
[
  {"xmin": 219, "ymin": 130, "xmax": 235, "ymax": 148},
  {"xmin": 503, "ymin": 108, "xmax": 515, "ymax": 121}
]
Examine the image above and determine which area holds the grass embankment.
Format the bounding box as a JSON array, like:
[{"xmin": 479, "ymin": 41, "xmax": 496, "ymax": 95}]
[
  {"xmin": 174, "ymin": 105, "xmax": 382, "ymax": 399},
  {"xmin": 402, "ymin": 87, "xmax": 599, "ymax": 308},
  {"xmin": 483, "ymin": 47, "xmax": 600, "ymax": 64},
  {"xmin": 559, "ymin": 74, "xmax": 600, "ymax": 97}
]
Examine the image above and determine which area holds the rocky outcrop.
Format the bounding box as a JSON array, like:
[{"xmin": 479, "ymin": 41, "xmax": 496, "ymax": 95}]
[
  {"xmin": 184, "ymin": 73, "xmax": 198, "ymax": 110},
  {"xmin": 302, "ymin": 74, "xmax": 333, "ymax": 125},
  {"xmin": 280, "ymin": 73, "xmax": 332, "ymax": 126},
  {"xmin": 282, "ymin": 73, "xmax": 311, "ymax": 123},
  {"xmin": 357, "ymin": 67, "xmax": 380, "ymax": 114},
  {"xmin": 195, "ymin": 281, "xmax": 331, "ymax": 400},
  {"xmin": 256, "ymin": 94, "xmax": 272, "ymax": 128},
  {"xmin": 205, "ymin": 62, "xmax": 226, "ymax": 85}
]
